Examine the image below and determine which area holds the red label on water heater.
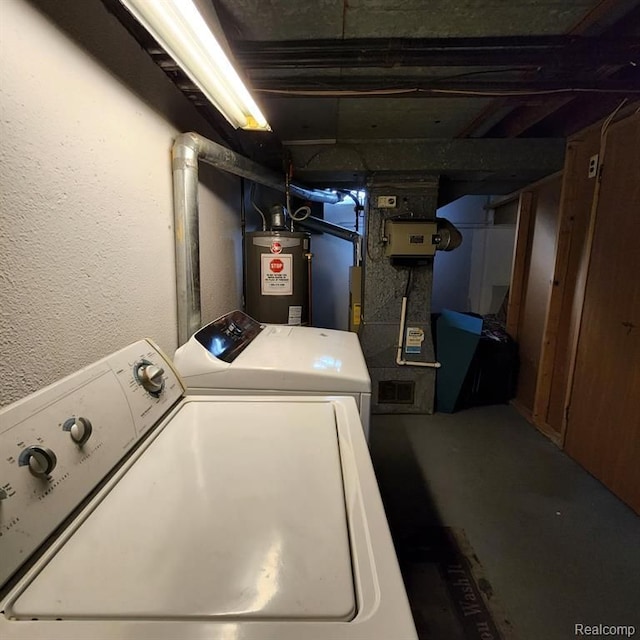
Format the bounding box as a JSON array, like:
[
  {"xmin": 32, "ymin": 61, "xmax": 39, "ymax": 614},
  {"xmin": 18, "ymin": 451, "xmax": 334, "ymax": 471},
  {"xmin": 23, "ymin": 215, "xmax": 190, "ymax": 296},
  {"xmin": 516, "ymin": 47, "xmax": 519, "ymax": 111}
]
[
  {"xmin": 270, "ymin": 258, "xmax": 284, "ymax": 273},
  {"xmin": 270, "ymin": 241, "xmax": 282, "ymax": 254},
  {"xmin": 261, "ymin": 254, "xmax": 293, "ymax": 295}
]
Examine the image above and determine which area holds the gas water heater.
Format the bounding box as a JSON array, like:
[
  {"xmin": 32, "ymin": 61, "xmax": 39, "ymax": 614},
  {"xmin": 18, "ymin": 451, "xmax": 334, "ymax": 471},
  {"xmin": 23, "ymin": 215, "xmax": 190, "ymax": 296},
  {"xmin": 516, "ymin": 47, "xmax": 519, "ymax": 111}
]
[{"xmin": 245, "ymin": 205, "xmax": 312, "ymax": 325}]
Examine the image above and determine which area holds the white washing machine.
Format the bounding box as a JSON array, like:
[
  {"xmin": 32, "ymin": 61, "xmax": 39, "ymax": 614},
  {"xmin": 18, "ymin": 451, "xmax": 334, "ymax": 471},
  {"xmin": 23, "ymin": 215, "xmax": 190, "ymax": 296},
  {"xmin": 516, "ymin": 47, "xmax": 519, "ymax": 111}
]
[
  {"xmin": 173, "ymin": 310, "xmax": 372, "ymax": 438},
  {"xmin": 0, "ymin": 340, "xmax": 416, "ymax": 640}
]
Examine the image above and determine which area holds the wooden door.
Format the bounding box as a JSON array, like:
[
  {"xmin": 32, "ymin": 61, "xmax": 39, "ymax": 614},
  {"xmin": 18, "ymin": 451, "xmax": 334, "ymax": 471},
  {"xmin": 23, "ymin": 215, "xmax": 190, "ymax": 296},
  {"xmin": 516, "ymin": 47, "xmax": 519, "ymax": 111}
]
[
  {"xmin": 511, "ymin": 178, "xmax": 562, "ymax": 418},
  {"xmin": 565, "ymin": 113, "xmax": 640, "ymax": 513}
]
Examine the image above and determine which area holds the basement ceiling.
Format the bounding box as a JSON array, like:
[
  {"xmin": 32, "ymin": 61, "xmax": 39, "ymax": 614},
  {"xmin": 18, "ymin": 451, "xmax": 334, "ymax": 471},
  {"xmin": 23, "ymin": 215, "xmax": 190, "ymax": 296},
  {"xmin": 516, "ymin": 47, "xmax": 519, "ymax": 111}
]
[{"xmin": 106, "ymin": 0, "xmax": 640, "ymax": 202}]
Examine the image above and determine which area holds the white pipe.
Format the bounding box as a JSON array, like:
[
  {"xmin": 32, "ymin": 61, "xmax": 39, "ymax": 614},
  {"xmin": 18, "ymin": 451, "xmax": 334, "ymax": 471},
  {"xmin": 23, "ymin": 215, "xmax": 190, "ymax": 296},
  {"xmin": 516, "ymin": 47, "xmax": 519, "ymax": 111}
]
[{"xmin": 395, "ymin": 297, "xmax": 441, "ymax": 368}]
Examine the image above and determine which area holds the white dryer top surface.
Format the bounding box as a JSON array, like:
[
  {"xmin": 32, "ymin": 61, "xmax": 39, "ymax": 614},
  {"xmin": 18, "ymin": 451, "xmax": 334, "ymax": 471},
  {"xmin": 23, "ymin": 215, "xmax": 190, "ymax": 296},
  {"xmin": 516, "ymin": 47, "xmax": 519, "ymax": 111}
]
[
  {"xmin": 236, "ymin": 325, "xmax": 369, "ymax": 386},
  {"xmin": 176, "ymin": 325, "xmax": 371, "ymax": 393},
  {"xmin": 10, "ymin": 400, "xmax": 355, "ymax": 620}
]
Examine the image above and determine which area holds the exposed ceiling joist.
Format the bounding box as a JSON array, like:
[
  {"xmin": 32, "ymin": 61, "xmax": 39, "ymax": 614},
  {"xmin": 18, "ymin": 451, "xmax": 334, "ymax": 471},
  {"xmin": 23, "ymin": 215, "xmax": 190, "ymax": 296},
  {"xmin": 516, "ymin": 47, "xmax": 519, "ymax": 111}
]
[
  {"xmin": 101, "ymin": 0, "xmax": 638, "ymax": 198},
  {"xmin": 250, "ymin": 77, "xmax": 639, "ymax": 95},
  {"xmin": 234, "ymin": 35, "xmax": 639, "ymax": 69},
  {"xmin": 482, "ymin": 89, "xmax": 636, "ymax": 138},
  {"xmin": 457, "ymin": 0, "xmax": 640, "ymax": 138},
  {"xmin": 287, "ymin": 138, "xmax": 565, "ymax": 175}
]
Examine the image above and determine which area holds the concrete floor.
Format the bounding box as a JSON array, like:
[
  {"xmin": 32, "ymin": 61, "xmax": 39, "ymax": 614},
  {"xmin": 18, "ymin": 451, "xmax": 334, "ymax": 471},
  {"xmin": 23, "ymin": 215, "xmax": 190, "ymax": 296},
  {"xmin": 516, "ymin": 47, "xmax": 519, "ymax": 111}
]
[{"xmin": 369, "ymin": 405, "xmax": 640, "ymax": 640}]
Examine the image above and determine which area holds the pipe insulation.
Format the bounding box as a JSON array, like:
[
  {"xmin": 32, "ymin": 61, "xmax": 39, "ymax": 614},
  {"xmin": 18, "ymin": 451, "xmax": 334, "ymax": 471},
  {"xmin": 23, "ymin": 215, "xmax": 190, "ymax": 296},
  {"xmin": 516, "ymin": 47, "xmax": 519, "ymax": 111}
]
[{"xmin": 172, "ymin": 132, "xmax": 341, "ymax": 344}]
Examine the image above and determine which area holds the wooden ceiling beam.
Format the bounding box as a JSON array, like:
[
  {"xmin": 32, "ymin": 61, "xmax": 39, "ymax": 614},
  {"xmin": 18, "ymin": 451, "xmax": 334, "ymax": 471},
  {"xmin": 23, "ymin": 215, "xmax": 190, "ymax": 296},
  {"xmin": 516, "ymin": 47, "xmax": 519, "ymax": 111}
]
[
  {"xmin": 233, "ymin": 35, "xmax": 638, "ymax": 69},
  {"xmin": 455, "ymin": 0, "xmax": 640, "ymax": 138}
]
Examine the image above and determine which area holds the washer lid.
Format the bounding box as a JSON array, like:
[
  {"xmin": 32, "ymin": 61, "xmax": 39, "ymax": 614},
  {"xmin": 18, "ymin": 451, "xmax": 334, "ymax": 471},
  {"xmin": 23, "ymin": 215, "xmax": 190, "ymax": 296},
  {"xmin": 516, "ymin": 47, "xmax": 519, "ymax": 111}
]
[{"xmin": 11, "ymin": 400, "xmax": 356, "ymax": 620}]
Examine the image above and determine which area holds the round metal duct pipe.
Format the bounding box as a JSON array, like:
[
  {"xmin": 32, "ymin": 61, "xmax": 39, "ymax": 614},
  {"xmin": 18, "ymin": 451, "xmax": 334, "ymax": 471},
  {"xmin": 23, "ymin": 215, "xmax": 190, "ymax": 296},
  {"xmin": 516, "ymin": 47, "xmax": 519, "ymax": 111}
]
[{"xmin": 172, "ymin": 132, "xmax": 341, "ymax": 345}]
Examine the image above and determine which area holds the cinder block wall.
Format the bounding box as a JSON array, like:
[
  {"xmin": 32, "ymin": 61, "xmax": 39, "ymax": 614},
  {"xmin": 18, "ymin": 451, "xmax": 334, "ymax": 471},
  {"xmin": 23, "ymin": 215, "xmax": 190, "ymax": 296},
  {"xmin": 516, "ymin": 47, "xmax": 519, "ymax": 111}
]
[{"xmin": 359, "ymin": 177, "xmax": 439, "ymax": 414}]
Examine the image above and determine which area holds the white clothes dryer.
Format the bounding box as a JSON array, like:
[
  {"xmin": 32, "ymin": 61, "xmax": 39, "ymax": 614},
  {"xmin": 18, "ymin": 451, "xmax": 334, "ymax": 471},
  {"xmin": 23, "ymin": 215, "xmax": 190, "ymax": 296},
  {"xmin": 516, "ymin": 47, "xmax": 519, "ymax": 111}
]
[
  {"xmin": 0, "ymin": 340, "xmax": 416, "ymax": 640},
  {"xmin": 173, "ymin": 310, "xmax": 372, "ymax": 438}
]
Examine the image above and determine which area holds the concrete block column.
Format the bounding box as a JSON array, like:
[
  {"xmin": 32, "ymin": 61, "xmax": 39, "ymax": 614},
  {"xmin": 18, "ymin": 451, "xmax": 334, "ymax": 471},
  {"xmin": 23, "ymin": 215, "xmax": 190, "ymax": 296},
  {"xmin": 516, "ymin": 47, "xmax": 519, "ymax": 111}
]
[{"xmin": 359, "ymin": 176, "xmax": 440, "ymax": 414}]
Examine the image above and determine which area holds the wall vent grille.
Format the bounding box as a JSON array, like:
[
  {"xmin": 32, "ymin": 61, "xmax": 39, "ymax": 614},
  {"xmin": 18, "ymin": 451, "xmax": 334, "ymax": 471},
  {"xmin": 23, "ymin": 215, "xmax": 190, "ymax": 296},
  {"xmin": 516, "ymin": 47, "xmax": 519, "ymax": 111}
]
[{"xmin": 378, "ymin": 380, "xmax": 415, "ymax": 404}]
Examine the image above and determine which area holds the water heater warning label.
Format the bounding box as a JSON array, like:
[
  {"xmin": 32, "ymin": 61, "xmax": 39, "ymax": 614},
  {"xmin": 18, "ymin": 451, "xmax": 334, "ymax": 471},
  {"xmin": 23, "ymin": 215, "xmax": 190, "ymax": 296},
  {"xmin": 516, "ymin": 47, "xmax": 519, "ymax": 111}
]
[
  {"xmin": 261, "ymin": 254, "xmax": 293, "ymax": 295},
  {"xmin": 288, "ymin": 306, "xmax": 302, "ymax": 325}
]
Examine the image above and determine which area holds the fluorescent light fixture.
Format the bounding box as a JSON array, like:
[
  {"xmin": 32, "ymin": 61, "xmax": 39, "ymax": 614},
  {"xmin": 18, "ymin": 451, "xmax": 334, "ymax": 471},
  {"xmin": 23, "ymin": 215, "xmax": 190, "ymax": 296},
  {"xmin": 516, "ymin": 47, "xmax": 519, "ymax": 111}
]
[{"xmin": 119, "ymin": 0, "xmax": 270, "ymax": 131}]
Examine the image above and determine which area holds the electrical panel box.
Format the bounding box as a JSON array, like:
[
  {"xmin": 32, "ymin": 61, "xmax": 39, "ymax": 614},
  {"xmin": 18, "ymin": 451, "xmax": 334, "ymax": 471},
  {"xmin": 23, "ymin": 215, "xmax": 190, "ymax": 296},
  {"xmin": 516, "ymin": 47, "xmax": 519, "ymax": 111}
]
[{"xmin": 384, "ymin": 220, "xmax": 438, "ymax": 258}]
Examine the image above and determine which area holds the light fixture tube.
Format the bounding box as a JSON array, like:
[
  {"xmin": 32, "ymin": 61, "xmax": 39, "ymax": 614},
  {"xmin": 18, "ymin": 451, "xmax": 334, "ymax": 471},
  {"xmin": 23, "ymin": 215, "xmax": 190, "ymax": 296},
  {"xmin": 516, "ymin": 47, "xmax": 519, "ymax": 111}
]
[{"xmin": 119, "ymin": 0, "xmax": 270, "ymax": 131}]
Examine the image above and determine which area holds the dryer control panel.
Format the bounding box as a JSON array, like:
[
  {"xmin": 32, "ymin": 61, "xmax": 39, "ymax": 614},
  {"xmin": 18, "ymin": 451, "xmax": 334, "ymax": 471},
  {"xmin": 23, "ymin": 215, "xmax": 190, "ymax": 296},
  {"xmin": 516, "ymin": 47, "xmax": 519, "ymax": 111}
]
[
  {"xmin": 0, "ymin": 340, "xmax": 183, "ymax": 590},
  {"xmin": 194, "ymin": 310, "xmax": 263, "ymax": 363}
]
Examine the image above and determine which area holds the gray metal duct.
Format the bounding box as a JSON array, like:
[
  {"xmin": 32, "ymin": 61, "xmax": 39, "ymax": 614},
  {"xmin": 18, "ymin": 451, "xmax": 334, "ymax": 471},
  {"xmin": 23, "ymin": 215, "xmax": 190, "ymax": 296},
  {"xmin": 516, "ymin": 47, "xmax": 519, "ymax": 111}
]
[
  {"xmin": 296, "ymin": 215, "xmax": 362, "ymax": 264},
  {"xmin": 172, "ymin": 132, "xmax": 341, "ymax": 345},
  {"xmin": 297, "ymin": 215, "xmax": 359, "ymax": 243}
]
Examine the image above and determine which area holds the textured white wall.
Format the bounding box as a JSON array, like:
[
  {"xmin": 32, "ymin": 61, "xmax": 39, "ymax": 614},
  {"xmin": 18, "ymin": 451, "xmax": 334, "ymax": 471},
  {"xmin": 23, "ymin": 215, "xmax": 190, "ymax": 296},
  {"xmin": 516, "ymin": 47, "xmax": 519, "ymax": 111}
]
[
  {"xmin": 198, "ymin": 163, "xmax": 243, "ymax": 325},
  {"xmin": 433, "ymin": 195, "xmax": 489, "ymax": 313},
  {"xmin": 432, "ymin": 195, "xmax": 516, "ymax": 315},
  {"xmin": 0, "ymin": 0, "xmax": 242, "ymax": 406},
  {"xmin": 468, "ymin": 227, "xmax": 516, "ymax": 315},
  {"xmin": 311, "ymin": 201, "xmax": 358, "ymax": 331}
]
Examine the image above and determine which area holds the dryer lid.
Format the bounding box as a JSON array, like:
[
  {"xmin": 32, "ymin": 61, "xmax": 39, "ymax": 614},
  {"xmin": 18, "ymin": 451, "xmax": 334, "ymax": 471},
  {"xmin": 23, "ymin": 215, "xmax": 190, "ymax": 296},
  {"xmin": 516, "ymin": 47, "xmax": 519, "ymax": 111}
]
[{"xmin": 10, "ymin": 400, "xmax": 356, "ymax": 621}]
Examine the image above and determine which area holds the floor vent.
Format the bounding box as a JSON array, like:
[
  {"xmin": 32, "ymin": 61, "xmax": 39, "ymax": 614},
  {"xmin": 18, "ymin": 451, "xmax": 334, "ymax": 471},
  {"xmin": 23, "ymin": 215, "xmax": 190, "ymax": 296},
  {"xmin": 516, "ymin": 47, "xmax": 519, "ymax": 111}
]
[{"xmin": 378, "ymin": 380, "xmax": 415, "ymax": 404}]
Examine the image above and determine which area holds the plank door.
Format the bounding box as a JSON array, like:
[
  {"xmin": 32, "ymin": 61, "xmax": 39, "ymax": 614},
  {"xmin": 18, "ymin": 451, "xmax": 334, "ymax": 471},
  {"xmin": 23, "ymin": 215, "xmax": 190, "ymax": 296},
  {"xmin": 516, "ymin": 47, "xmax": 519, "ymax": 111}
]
[{"xmin": 564, "ymin": 113, "xmax": 640, "ymax": 513}]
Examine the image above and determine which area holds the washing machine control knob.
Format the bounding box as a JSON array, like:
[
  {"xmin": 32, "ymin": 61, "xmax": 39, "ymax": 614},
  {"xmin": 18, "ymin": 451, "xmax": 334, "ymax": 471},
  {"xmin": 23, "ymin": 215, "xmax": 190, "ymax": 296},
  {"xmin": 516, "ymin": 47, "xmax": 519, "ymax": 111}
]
[
  {"xmin": 134, "ymin": 361, "xmax": 165, "ymax": 395},
  {"xmin": 19, "ymin": 446, "xmax": 57, "ymax": 478},
  {"xmin": 62, "ymin": 417, "xmax": 93, "ymax": 445}
]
